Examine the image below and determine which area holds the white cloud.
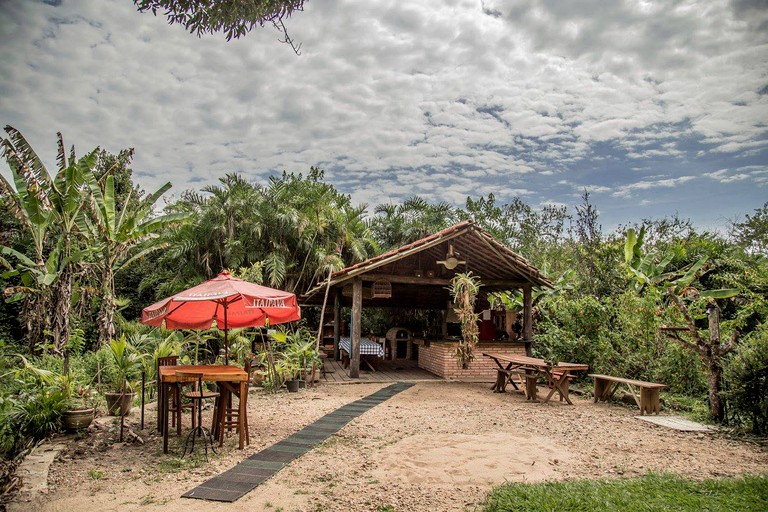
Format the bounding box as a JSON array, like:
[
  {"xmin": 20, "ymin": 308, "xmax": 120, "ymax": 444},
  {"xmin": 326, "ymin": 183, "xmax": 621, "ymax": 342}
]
[
  {"xmin": 0, "ymin": 0, "xmax": 766, "ymax": 228},
  {"xmin": 612, "ymin": 175, "xmax": 697, "ymax": 198}
]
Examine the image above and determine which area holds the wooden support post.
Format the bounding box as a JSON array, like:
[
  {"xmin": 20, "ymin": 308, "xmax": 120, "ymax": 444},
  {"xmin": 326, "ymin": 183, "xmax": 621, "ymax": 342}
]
[
  {"xmin": 350, "ymin": 277, "xmax": 362, "ymax": 378},
  {"xmin": 140, "ymin": 370, "xmax": 145, "ymax": 431},
  {"xmin": 523, "ymin": 284, "xmax": 533, "ymax": 356},
  {"xmin": 333, "ymin": 291, "xmax": 341, "ymax": 361},
  {"xmin": 442, "ymin": 301, "xmax": 449, "ymax": 338}
]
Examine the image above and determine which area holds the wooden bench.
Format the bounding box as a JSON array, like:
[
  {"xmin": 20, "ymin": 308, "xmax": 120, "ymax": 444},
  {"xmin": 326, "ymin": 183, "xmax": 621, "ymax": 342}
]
[{"xmin": 589, "ymin": 374, "xmax": 667, "ymax": 415}]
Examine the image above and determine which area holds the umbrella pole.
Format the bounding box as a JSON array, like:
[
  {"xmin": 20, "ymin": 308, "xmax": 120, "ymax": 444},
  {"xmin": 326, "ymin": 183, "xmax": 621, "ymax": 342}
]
[
  {"xmin": 223, "ymin": 302, "xmax": 229, "ymax": 363},
  {"xmin": 261, "ymin": 329, "xmax": 279, "ymax": 392}
]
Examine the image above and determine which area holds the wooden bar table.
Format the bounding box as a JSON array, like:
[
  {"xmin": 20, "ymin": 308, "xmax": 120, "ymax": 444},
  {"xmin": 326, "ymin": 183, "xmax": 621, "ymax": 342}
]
[
  {"xmin": 158, "ymin": 364, "xmax": 249, "ymax": 454},
  {"xmin": 483, "ymin": 353, "xmax": 588, "ymax": 404}
]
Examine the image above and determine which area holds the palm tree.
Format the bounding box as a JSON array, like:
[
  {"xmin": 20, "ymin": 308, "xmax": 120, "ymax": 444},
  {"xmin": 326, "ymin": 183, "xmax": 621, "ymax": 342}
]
[{"xmin": 370, "ymin": 196, "xmax": 457, "ymax": 250}]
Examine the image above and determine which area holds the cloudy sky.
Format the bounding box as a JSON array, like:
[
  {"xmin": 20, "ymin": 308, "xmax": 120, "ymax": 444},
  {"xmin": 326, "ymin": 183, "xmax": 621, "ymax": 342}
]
[{"xmin": 1, "ymin": 0, "xmax": 767, "ymax": 232}]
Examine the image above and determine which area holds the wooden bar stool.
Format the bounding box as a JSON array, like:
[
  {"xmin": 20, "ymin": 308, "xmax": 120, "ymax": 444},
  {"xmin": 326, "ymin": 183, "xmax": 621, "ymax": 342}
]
[
  {"xmin": 176, "ymin": 371, "xmax": 220, "ymax": 460},
  {"xmin": 218, "ymin": 361, "xmax": 250, "ymax": 446}
]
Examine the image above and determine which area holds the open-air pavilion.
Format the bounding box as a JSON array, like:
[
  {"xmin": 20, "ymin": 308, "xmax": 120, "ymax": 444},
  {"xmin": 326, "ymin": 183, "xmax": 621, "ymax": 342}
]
[{"xmin": 301, "ymin": 220, "xmax": 553, "ymax": 380}]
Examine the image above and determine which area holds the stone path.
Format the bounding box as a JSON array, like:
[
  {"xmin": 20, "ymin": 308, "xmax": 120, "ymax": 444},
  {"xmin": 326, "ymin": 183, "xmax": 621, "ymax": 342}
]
[{"xmin": 635, "ymin": 415, "xmax": 716, "ymax": 432}]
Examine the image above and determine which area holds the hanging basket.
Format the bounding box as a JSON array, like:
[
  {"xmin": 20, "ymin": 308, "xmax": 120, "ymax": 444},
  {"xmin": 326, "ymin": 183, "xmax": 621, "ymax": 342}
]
[{"xmin": 371, "ymin": 280, "xmax": 392, "ymax": 299}]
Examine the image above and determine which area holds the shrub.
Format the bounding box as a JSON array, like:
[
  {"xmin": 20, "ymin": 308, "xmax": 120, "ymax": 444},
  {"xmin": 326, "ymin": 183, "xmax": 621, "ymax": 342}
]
[
  {"xmin": 0, "ymin": 386, "xmax": 66, "ymax": 456},
  {"xmin": 534, "ymin": 291, "xmax": 708, "ymax": 396},
  {"xmin": 724, "ymin": 325, "xmax": 768, "ymax": 434}
]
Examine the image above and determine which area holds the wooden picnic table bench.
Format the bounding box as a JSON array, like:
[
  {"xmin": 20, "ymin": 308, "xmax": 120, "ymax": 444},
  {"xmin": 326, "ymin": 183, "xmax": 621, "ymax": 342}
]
[
  {"xmin": 589, "ymin": 374, "xmax": 667, "ymax": 415},
  {"xmin": 483, "ymin": 353, "xmax": 588, "ymax": 405}
]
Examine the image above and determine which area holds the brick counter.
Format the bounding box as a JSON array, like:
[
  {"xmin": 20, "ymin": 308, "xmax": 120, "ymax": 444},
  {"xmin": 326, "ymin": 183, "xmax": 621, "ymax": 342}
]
[{"xmin": 416, "ymin": 340, "xmax": 527, "ymax": 380}]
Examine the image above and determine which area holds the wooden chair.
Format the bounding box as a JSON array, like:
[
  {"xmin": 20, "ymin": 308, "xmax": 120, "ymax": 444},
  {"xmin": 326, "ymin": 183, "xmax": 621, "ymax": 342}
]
[
  {"xmin": 218, "ymin": 360, "xmax": 250, "ymax": 446},
  {"xmin": 157, "ymin": 356, "xmax": 179, "ymax": 433},
  {"xmin": 157, "ymin": 355, "xmax": 198, "ymax": 434},
  {"xmin": 176, "ymin": 371, "xmax": 220, "ymax": 460}
]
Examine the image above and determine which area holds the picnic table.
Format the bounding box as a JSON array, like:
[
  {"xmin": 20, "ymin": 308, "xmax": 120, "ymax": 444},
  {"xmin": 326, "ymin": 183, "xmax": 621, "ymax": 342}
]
[
  {"xmin": 482, "ymin": 352, "xmax": 588, "ymax": 405},
  {"xmin": 158, "ymin": 364, "xmax": 249, "ymax": 454},
  {"xmin": 339, "ymin": 336, "xmax": 385, "ymax": 371}
]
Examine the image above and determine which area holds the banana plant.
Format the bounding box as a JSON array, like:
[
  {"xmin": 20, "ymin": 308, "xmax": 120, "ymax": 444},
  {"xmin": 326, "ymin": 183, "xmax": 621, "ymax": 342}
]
[
  {"xmin": 488, "ymin": 265, "xmax": 574, "ymax": 315},
  {"xmin": 82, "ymin": 161, "xmax": 188, "ymax": 345},
  {"xmin": 623, "ymin": 226, "xmax": 737, "ymax": 298},
  {"xmin": 623, "ymin": 226, "xmax": 676, "ymax": 292},
  {"xmin": 624, "ymin": 225, "xmax": 739, "ymax": 421},
  {"xmin": 1, "ymin": 126, "xmax": 96, "ymax": 358}
]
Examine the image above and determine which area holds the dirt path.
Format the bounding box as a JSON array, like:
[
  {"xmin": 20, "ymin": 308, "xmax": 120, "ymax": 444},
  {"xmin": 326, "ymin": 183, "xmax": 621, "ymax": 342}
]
[{"xmin": 10, "ymin": 381, "xmax": 767, "ymax": 512}]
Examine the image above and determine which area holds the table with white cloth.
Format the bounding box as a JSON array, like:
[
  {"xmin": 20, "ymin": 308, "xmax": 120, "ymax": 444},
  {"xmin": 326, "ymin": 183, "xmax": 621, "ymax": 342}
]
[{"xmin": 339, "ymin": 336, "xmax": 384, "ymax": 371}]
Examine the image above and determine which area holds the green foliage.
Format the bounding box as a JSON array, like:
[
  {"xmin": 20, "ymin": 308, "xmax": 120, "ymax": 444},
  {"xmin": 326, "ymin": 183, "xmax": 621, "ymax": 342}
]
[
  {"xmin": 450, "ymin": 272, "xmax": 481, "ymax": 369},
  {"xmin": 272, "ymin": 327, "xmax": 320, "ymax": 382},
  {"xmin": 623, "ymin": 226, "xmax": 675, "ymax": 292},
  {"xmin": 0, "ymin": 126, "xmax": 99, "ymax": 353},
  {"xmin": 83, "ymin": 154, "xmax": 187, "ymax": 345},
  {"xmin": 135, "ymin": 0, "xmax": 305, "ymax": 42},
  {"xmin": 731, "ymin": 201, "xmax": 768, "ymax": 255},
  {"xmin": 535, "ymin": 292, "xmax": 707, "ymax": 394},
  {"xmin": 460, "ymin": 193, "xmax": 568, "ymax": 261},
  {"xmin": 105, "ymin": 335, "xmax": 144, "ymax": 394},
  {"xmin": 0, "ymin": 353, "xmax": 71, "ymax": 455},
  {"xmin": 724, "ymin": 325, "xmax": 768, "ymax": 434},
  {"xmin": 483, "ymin": 473, "xmax": 768, "ymax": 512},
  {"xmin": 1, "ymin": 387, "xmax": 66, "ymax": 453},
  {"xmin": 158, "ymin": 169, "xmax": 375, "ymax": 296},
  {"xmin": 370, "ymin": 197, "xmax": 457, "ymax": 250}
]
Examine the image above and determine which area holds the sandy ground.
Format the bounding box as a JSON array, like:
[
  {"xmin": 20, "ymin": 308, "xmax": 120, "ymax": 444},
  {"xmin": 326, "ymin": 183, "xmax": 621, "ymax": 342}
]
[{"xmin": 9, "ymin": 381, "xmax": 768, "ymax": 512}]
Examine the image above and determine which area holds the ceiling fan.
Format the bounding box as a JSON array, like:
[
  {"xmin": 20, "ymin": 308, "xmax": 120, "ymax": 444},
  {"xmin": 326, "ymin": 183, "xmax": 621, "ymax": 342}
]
[{"xmin": 437, "ymin": 242, "xmax": 466, "ymax": 270}]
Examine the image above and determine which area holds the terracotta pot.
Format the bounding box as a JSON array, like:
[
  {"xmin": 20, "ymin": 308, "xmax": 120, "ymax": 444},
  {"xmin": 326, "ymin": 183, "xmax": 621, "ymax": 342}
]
[
  {"xmin": 62, "ymin": 408, "xmax": 94, "ymax": 431},
  {"xmin": 252, "ymin": 370, "xmax": 266, "ymax": 386},
  {"xmin": 104, "ymin": 392, "xmax": 135, "ymax": 416}
]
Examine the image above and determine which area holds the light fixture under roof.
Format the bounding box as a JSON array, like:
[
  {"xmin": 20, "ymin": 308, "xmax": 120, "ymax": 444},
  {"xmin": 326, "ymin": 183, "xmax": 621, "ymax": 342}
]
[{"xmin": 437, "ymin": 242, "xmax": 465, "ymax": 270}]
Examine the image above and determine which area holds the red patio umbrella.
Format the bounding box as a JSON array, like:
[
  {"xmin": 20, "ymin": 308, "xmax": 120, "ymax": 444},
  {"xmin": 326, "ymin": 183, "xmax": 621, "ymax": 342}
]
[{"xmin": 141, "ymin": 271, "xmax": 301, "ymax": 362}]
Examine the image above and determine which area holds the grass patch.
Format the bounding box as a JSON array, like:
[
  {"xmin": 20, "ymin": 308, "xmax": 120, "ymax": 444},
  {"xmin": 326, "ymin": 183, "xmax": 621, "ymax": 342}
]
[
  {"xmin": 155, "ymin": 456, "xmax": 203, "ymax": 473},
  {"xmin": 483, "ymin": 473, "xmax": 768, "ymax": 512},
  {"xmin": 663, "ymin": 393, "xmax": 712, "ymax": 423}
]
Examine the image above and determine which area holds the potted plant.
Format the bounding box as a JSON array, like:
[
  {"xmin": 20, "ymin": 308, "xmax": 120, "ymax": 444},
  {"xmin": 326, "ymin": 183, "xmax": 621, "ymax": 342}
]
[
  {"xmin": 275, "ymin": 357, "xmax": 301, "ymax": 392},
  {"xmin": 284, "ymin": 329, "xmax": 321, "ymax": 386},
  {"xmin": 59, "ymin": 375, "xmax": 96, "ymax": 431},
  {"xmin": 104, "ymin": 335, "xmax": 143, "ymax": 416}
]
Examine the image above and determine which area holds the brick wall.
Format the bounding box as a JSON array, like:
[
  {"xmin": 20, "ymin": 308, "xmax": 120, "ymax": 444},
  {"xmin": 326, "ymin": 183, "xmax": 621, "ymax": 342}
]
[{"xmin": 417, "ymin": 341, "xmax": 526, "ymax": 381}]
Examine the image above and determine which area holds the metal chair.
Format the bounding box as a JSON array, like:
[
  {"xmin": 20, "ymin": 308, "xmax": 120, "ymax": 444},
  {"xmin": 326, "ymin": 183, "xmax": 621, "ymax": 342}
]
[{"xmin": 176, "ymin": 371, "xmax": 220, "ymax": 460}]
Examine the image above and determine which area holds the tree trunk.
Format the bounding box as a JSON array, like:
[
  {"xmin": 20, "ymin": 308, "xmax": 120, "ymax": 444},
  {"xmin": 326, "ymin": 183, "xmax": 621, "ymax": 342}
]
[
  {"xmin": 707, "ymin": 303, "xmax": 725, "ymax": 422},
  {"xmin": 22, "ymin": 292, "xmax": 49, "ymax": 351},
  {"xmin": 315, "ymin": 271, "xmax": 332, "ymax": 353},
  {"xmin": 707, "ymin": 356, "xmax": 725, "ymax": 422},
  {"xmin": 52, "ymin": 265, "xmax": 73, "ymax": 373},
  {"xmin": 98, "ymin": 265, "xmax": 116, "ymax": 346}
]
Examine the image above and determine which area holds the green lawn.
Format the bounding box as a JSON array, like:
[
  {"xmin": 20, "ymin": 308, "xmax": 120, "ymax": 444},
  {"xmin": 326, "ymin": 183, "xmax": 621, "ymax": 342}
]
[{"xmin": 483, "ymin": 473, "xmax": 768, "ymax": 512}]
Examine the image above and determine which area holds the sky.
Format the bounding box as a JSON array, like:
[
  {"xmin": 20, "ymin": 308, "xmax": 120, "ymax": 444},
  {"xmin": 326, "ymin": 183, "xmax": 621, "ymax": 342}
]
[{"xmin": 1, "ymin": 0, "xmax": 767, "ymax": 233}]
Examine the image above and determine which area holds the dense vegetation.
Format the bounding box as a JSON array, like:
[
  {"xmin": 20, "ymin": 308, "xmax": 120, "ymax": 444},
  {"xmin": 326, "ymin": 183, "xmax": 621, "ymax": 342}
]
[{"xmin": 1, "ymin": 126, "xmax": 767, "ymax": 465}]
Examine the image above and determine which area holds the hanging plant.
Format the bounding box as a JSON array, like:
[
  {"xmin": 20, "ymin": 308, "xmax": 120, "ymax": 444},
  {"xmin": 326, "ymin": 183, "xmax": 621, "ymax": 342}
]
[{"xmin": 450, "ymin": 272, "xmax": 482, "ymax": 369}]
